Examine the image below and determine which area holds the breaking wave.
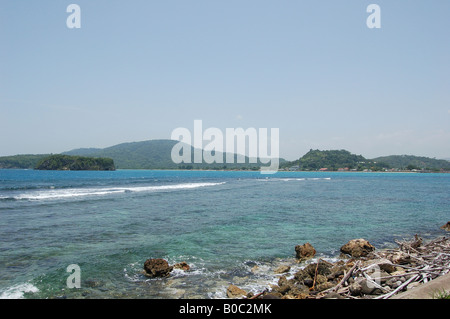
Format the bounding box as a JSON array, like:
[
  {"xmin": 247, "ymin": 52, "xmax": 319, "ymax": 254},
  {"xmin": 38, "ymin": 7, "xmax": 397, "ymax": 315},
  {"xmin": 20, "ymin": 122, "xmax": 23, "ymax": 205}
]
[{"xmin": 0, "ymin": 182, "xmax": 226, "ymax": 201}]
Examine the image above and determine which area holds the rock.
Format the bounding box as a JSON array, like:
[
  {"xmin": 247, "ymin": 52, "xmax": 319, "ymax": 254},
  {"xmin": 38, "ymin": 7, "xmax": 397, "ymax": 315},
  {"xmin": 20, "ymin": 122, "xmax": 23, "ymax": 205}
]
[
  {"xmin": 392, "ymin": 280, "xmax": 403, "ymax": 289},
  {"xmin": 316, "ymin": 282, "xmax": 335, "ymax": 292},
  {"xmin": 262, "ymin": 293, "xmax": 282, "ymax": 299},
  {"xmin": 287, "ymin": 282, "xmax": 309, "ymax": 296},
  {"xmin": 83, "ymin": 279, "xmax": 102, "ymax": 288},
  {"xmin": 226, "ymin": 284, "xmax": 247, "ymax": 299},
  {"xmin": 410, "ymin": 234, "xmax": 423, "ymax": 249},
  {"xmin": 295, "ymin": 242, "xmax": 316, "ymax": 261},
  {"xmin": 349, "ymin": 281, "xmax": 362, "ymax": 296},
  {"xmin": 322, "ymin": 292, "xmax": 345, "ymax": 299},
  {"xmin": 440, "ymin": 221, "xmax": 450, "ymax": 231},
  {"xmin": 278, "ymin": 275, "xmax": 288, "ymax": 287},
  {"xmin": 340, "ymin": 239, "xmax": 375, "ymax": 258},
  {"xmin": 362, "ymin": 258, "xmax": 396, "ymax": 273},
  {"xmin": 173, "ymin": 262, "xmax": 190, "ymax": 271},
  {"xmin": 143, "ymin": 258, "xmax": 173, "ymax": 278},
  {"xmin": 303, "ymin": 278, "xmax": 314, "ymax": 287},
  {"xmin": 293, "ymin": 268, "xmax": 311, "ymax": 283},
  {"xmin": 295, "ymin": 293, "xmax": 309, "ymax": 299},
  {"xmin": 407, "ymin": 282, "xmax": 421, "ymax": 290},
  {"xmin": 359, "ymin": 278, "xmax": 377, "ymax": 295},
  {"xmin": 377, "ymin": 270, "xmax": 391, "ymax": 284},
  {"xmin": 276, "ymin": 284, "xmax": 291, "ymax": 294},
  {"xmin": 303, "ymin": 262, "xmax": 332, "ymax": 277},
  {"xmin": 391, "ymin": 267, "xmax": 406, "ymax": 276},
  {"xmin": 274, "ymin": 265, "xmax": 291, "ymax": 274},
  {"xmin": 349, "ymin": 277, "xmax": 379, "ymax": 296},
  {"xmin": 315, "ymin": 274, "xmax": 328, "ymax": 285}
]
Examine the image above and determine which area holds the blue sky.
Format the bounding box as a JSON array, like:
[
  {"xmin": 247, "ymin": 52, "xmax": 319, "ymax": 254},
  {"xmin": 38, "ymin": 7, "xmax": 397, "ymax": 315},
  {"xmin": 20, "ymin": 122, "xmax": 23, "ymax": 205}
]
[{"xmin": 1, "ymin": 0, "xmax": 449, "ymax": 160}]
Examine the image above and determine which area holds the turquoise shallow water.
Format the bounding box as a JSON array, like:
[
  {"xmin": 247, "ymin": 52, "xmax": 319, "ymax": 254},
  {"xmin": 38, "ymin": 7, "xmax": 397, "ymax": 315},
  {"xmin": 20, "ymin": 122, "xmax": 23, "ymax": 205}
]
[{"xmin": 0, "ymin": 169, "xmax": 448, "ymax": 298}]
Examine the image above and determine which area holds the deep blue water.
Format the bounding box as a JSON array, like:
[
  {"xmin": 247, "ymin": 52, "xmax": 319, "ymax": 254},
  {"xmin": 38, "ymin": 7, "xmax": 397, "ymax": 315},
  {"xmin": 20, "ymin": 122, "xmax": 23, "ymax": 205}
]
[{"xmin": 0, "ymin": 169, "xmax": 448, "ymax": 298}]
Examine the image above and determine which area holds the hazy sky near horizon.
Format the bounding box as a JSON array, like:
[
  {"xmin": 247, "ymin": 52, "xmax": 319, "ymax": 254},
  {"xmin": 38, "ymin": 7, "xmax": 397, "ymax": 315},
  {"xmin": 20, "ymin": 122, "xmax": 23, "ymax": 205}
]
[{"xmin": 1, "ymin": 1, "xmax": 449, "ymax": 160}]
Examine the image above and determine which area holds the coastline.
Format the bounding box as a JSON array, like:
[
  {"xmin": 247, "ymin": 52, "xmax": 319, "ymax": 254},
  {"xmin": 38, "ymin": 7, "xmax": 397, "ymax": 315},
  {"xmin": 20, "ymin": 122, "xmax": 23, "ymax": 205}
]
[{"xmin": 221, "ymin": 228, "xmax": 450, "ymax": 300}]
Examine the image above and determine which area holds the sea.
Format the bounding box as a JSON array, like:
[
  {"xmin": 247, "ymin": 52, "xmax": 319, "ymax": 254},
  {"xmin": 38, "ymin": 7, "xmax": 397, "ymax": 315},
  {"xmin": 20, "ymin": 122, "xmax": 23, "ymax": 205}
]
[{"xmin": 0, "ymin": 169, "xmax": 448, "ymax": 299}]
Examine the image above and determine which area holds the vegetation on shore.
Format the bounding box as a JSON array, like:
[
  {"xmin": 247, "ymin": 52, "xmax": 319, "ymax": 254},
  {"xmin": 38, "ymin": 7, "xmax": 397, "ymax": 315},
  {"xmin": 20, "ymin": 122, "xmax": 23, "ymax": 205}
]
[
  {"xmin": 1, "ymin": 139, "xmax": 449, "ymax": 172},
  {"xmin": 35, "ymin": 154, "xmax": 115, "ymax": 171},
  {"xmin": 280, "ymin": 149, "xmax": 388, "ymax": 171},
  {"xmin": 372, "ymin": 155, "xmax": 450, "ymax": 171},
  {"xmin": 280, "ymin": 149, "xmax": 450, "ymax": 172},
  {"xmin": 63, "ymin": 139, "xmax": 284, "ymax": 170}
]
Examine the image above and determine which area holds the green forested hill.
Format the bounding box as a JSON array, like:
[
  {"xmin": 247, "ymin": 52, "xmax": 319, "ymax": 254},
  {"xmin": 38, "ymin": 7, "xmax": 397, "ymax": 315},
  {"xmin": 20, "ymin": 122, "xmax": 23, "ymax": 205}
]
[
  {"xmin": 64, "ymin": 140, "xmax": 179, "ymax": 169},
  {"xmin": 35, "ymin": 155, "xmax": 115, "ymax": 171},
  {"xmin": 63, "ymin": 139, "xmax": 277, "ymax": 170},
  {"xmin": 2, "ymin": 141, "xmax": 448, "ymax": 171},
  {"xmin": 281, "ymin": 149, "xmax": 387, "ymax": 171},
  {"xmin": 372, "ymin": 155, "xmax": 450, "ymax": 170},
  {"xmin": 281, "ymin": 149, "xmax": 450, "ymax": 171}
]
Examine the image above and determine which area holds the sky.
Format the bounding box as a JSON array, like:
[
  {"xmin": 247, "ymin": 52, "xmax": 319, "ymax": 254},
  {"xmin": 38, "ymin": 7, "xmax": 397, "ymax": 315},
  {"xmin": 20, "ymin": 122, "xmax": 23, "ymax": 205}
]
[{"xmin": 1, "ymin": 0, "xmax": 449, "ymax": 160}]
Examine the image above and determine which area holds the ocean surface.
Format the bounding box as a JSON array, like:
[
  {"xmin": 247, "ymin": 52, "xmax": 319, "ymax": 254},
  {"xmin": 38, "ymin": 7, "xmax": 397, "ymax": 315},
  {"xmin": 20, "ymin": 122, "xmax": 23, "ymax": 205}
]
[{"xmin": 0, "ymin": 169, "xmax": 448, "ymax": 299}]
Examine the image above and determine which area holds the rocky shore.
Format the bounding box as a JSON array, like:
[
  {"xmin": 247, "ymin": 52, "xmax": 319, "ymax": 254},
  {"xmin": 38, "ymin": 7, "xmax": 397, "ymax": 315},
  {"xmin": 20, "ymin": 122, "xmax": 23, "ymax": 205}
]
[{"xmin": 143, "ymin": 222, "xmax": 450, "ymax": 300}]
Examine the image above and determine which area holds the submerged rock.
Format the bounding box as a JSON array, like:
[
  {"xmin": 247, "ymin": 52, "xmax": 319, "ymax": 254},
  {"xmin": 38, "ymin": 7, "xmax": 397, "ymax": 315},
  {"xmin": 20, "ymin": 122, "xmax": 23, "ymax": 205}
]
[
  {"xmin": 143, "ymin": 258, "xmax": 173, "ymax": 278},
  {"xmin": 340, "ymin": 238, "xmax": 375, "ymax": 257},
  {"xmin": 173, "ymin": 262, "xmax": 190, "ymax": 271},
  {"xmin": 274, "ymin": 265, "xmax": 291, "ymax": 274}
]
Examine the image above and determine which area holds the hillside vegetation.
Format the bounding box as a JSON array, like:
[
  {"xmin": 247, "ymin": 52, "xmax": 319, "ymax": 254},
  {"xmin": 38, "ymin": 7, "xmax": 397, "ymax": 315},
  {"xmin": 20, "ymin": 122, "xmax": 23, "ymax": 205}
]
[
  {"xmin": 372, "ymin": 155, "xmax": 450, "ymax": 171},
  {"xmin": 1, "ymin": 140, "xmax": 449, "ymax": 172},
  {"xmin": 281, "ymin": 149, "xmax": 387, "ymax": 171},
  {"xmin": 64, "ymin": 139, "xmax": 278, "ymax": 170},
  {"xmin": 35, "ymin": 155, "xmax": 115, "ymax": 171}
]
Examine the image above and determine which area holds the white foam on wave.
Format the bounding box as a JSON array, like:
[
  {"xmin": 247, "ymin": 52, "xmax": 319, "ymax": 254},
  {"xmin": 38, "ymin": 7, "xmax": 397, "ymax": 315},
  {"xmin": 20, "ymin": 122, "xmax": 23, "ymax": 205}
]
[
  {"xmin": 257, "ymin": 177, "xmax": 330, "ymax": 182},
  {"xmin": 8, "ymin": 182, "xmax": 226, "ymax": 201},
  {"xmin": 0, "ymin": 283, "xmax": 39, "ymax": 299}
]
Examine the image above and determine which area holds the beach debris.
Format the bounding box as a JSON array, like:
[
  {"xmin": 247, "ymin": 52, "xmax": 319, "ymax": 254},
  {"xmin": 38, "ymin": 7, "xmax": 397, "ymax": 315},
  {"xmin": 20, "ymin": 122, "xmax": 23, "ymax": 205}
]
[
  {"xmin": 247, "ymin": 235, "xmax": 450, "ymax": 300},
  {"xmin": 143, "ymin": 258, "xmax": 173, "ymax": 278},
  {"xmin": 340, "ymin": 238, "xmax": 375, "ymax": 258},
  {"xmin": 295, "ymin": 242, "xmax": 316, "ymax": 261}
]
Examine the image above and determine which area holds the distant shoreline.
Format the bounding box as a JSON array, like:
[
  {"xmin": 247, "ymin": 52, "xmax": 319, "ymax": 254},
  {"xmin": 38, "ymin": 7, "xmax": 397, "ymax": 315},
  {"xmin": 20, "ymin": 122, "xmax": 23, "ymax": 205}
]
[{"xmin": 0, "ymin": 167, "xmax": 449, "ymax": 173}]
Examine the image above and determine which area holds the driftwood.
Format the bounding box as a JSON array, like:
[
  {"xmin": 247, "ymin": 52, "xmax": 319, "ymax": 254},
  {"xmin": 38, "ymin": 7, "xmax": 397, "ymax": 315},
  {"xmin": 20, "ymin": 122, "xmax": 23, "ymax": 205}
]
[
  {"xmin": 249, "ymin": 235, "xmax": 449, "ymax": 300},
  {"xmin": 315, "ymin": 235, "xmax": 450, "ymax": 299}
]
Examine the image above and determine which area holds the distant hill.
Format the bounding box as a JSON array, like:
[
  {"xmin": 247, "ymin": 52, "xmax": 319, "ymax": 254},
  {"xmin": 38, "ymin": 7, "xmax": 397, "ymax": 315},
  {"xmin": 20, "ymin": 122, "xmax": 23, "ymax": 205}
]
[
  {"xmin": 2, "ymin": 141, "xmax": 448, "ymax": 172},
  {"xmin": 280, "ymin": 150, "xmax": 450, "ymax": 172},
  {"xmin": 64, "ymin": 139, "xmax": 282, "ymax": 170},
  {"xmin": 64, "ymin": 140, "xmax": 180, "ymax": 169},
  {"xmin": 35, "ymin": 154, "xmax": 115, "ymax": 171},
  {"xmin": 372, "ymin": 155, "xmax": 450, "ymax": 171},
  {"xmin": 281, "ymin": 149, "xmax": 387, "ymax": 171}
]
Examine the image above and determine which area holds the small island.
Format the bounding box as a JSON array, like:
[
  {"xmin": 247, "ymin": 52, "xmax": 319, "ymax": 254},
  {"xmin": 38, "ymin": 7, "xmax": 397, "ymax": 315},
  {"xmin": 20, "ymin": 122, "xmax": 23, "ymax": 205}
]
[{"xmin": 35, "ymin": 154, "xmax": 115, "ymax": 171}]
